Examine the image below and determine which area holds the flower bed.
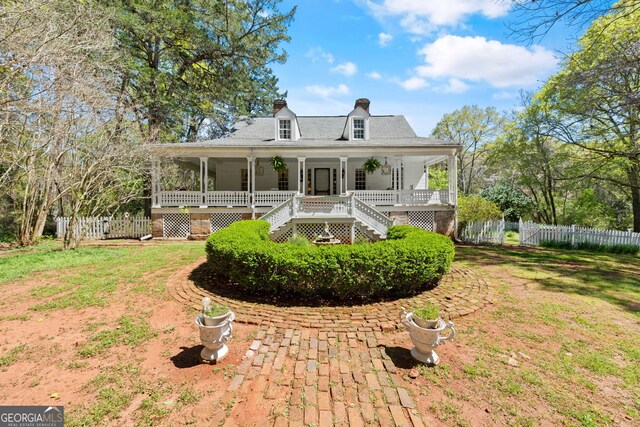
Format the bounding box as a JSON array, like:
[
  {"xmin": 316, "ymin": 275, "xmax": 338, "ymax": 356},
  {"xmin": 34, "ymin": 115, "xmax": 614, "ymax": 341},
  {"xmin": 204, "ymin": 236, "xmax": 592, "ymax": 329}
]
[{"xmin": 205, "ymin": 220, "xmax": 455, "ymax": 302}]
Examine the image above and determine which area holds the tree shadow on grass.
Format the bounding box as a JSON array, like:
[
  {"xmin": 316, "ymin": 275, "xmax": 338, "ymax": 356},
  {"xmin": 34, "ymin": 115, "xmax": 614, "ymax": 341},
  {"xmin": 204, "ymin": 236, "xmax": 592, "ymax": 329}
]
[
  {"xmin": 188, "ymin": 262, "xmax": 438, "ymax": 308},
  {"xmin": 171, "ymin": 345, "xmax": 203, "ymax": 369},
  {"xmin": 455, "ymin": 244, "xmax": 640, "ymax": 315}
]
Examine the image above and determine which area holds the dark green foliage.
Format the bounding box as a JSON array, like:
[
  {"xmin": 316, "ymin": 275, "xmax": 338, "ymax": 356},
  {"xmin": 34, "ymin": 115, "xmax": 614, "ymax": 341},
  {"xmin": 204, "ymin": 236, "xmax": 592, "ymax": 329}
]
[
  {"xmin": 205, "ymin": 221, "xmax": 455, "ymax": 302},
  {"xmin": 480, "ymin": 184, "xmax": 534, "ymax": 222},
  {"xmin": 541, "ymin": 240, "xmax": 639, "ymax": 255}
]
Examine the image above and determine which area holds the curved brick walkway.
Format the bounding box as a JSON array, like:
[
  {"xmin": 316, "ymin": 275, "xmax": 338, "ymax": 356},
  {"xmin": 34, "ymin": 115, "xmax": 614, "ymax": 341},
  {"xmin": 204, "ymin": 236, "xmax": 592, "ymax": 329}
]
[{"xmin": 169, "ymin": 261, "xmax": 493, "ymax": 332}]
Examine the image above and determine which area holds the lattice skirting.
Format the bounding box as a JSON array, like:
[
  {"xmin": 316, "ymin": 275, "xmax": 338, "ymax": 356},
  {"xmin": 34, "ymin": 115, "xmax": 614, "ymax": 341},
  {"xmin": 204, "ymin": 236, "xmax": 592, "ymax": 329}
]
[
  {"xmin": 295, "ymin": 223, "xmax": 352, "ymax": 244},
  {"xmin": 210, "ymin": 212, "xmax": 243, "ymax": 232},
  {"xmin": 271, "ymin": 224, "xmax": 294, "ymax": 243},
  {"xmin": 163, "ymin": 213, "xmax": 190, "ymax": 238},
  {"xmin": 408, "ymin": 211, "xmax": 435, "ymax": 231}
]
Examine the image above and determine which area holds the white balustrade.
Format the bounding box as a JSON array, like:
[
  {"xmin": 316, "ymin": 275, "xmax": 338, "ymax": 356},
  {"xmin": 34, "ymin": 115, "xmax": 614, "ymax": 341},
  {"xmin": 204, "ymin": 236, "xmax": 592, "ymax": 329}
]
[
  {"xmin": 297, "ymin": 196, "xmax": 350, "ymax": 216},
  {"xmin": 351, "ymin": 190, "xmax": 450, "ymax": 206},
  {"xmin": 351, "ymin": 190, "xmax": 397, "ymax": 205},
  {"xmin": 158, "ymin": 191, "xmax": 202, "ymax": 206},
  {"xmin": 353, "ymin": 196, "xmax": 394, "ymax": 236},
  {"xmin": 261, "ymin": 198, "xmax": 294, "ymax": 230},
  {"xmin": 206, "ymin": 191, "xmax": 249, "ymax": 207},
  {"xmin": 254, "ymin": 191, "xmax": 297, "ymax": 206}
]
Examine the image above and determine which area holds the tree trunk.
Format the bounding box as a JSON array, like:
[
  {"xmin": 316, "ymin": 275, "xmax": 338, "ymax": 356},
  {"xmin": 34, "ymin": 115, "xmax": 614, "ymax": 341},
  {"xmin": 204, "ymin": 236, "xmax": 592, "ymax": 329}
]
[{"xmin": 630, "ymin": 162, "xmax": 640, "ymax": 232}]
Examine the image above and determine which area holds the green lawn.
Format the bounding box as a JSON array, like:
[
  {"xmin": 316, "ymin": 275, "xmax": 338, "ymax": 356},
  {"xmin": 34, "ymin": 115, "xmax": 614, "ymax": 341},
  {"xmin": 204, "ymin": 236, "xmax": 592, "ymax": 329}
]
[{"xmin": 0, "ymin": 240, "xmax": 637, "ymax": 426}]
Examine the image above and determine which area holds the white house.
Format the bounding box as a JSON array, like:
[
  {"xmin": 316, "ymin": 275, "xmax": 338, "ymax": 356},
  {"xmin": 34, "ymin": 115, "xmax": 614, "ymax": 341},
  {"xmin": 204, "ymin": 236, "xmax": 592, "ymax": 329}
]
[{"xmin": 150, "ymin": 98, "xmax": 461, "ymax": 242}]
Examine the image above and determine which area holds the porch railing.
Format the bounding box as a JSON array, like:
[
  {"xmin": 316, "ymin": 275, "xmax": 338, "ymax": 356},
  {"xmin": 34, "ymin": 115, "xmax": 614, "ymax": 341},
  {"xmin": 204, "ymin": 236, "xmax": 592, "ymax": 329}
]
[
  {"xmin": 206, "ymin": 191, "xmax": 249, "ymax": 207},
  {"xmin": 351, "ymin": 189, "xmax": 450, "ymax": 205},
  {"xmin": 254, "ymin": 191, "xmax": 297, "ymax": 207},
  {"xmin": 154, "ymin": 189, "xmax": 452, "ymax": 208},
  {"xmin": 158, "ymin": 191, "xmax": 202, "ymax": 207}
]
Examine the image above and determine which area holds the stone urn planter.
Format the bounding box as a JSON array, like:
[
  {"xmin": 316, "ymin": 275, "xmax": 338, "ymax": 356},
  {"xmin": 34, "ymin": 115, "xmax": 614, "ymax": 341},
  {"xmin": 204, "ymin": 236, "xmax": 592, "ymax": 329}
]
[
  {"xmin": 400, "ymin": 309, "xmax": 455, "ymax": 365},
  {"xmin": 196, "ymin": 297, "xmax": 235, "ymax": 362}
]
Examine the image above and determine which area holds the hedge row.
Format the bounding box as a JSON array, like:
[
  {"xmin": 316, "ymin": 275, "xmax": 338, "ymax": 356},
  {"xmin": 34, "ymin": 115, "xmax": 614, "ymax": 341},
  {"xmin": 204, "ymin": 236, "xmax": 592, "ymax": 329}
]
[{"xmin": 205, "ymin": 220, "xmax": 455, "ymax": 302}]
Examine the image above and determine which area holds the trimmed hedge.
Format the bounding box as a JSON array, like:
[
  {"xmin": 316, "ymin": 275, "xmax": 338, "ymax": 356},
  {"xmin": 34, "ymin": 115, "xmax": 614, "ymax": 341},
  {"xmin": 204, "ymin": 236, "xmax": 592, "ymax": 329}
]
[{"xmin": 205, "ymin": 220, "xmax": 455, "ymax": 302}]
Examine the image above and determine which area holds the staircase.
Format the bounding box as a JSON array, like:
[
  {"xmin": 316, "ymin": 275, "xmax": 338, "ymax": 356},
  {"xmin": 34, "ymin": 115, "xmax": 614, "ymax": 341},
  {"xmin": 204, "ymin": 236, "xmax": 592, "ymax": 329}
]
[{"xmin": 261, "ymin": 194, "xmax": 394, "ymax": 243}]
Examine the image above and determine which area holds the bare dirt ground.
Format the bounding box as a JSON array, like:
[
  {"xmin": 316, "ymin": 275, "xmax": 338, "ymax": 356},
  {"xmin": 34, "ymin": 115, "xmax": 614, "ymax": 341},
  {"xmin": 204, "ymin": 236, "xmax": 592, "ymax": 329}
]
[{"xmin": 0, "ymin": 242, "xmax": 638, "ymax": 426}]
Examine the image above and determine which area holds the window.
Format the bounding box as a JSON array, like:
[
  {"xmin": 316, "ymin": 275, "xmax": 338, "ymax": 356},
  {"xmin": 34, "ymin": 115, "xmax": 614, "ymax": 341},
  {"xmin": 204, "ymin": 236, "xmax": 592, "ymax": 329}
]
[
  {"xmin": 241, "ymin": 169, "xmax": 248, "ymax": 191},
  {"xmin": 353, "ymin": 118, "xmax": 365, "ymax": 139},
  {"xmin": 355, "ymin": 168, "xmax": 366, "ymax": 190},
  {"xmin": 279, "ymin": 119, "xmax": 291, "ymax": 140},
  {"xmin": 278, "ymin": 169, "xmax": 289, "ymax": 191}
]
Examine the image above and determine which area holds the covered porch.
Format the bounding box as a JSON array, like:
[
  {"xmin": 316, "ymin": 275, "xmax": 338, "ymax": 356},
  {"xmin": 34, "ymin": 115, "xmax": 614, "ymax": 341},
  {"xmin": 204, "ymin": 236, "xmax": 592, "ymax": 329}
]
[{"xmin": 151, "ymin": 152, "xmax": 458, "ymax": 210}]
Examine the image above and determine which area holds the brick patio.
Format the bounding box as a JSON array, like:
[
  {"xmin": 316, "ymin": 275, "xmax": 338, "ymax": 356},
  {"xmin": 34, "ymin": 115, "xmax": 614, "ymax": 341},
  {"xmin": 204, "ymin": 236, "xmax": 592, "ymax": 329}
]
[
  {"xmin": 169, "ymin": 261, "xmax": 494, "ymax": 426},
  {"xmin": 169, "ymin": 262, "xmax": 493, "ymax": 332}
]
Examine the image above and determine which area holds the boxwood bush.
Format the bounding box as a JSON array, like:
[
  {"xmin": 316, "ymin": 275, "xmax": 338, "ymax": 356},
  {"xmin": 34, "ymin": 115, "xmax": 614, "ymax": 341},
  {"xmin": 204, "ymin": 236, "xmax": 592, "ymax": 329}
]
[{"xmin": 205, "ymin": 220, "xmax": 455, "ymax": 303}]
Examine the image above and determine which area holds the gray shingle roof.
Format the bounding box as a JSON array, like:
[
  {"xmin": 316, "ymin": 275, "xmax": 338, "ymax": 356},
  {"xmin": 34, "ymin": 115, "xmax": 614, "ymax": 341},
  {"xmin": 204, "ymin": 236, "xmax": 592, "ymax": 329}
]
[{"xmin": 228, "ymin": 115, "xmax": 417, "ymax": 141}]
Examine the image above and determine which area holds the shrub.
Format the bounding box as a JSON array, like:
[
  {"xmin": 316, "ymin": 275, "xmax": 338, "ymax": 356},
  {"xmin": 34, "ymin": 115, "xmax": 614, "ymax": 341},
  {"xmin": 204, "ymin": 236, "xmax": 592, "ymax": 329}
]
[
  {"xmin": 205, "ymin": 221, "xmax": 455, "ymax": 303},
  {"xmin": 457, "ymin": 194, "xmax": 502, "ymax": 228},
  {"xmin": 479, "ymin": 184, "xmax": 534, "ymax": 222}
]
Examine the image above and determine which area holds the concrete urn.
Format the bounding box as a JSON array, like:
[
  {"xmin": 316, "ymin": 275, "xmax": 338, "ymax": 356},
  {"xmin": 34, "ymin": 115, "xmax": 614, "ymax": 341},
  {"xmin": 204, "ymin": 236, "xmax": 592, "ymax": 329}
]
[
  {"xmin": 400, "ymin": 310, "xmax": 455, "ymax": 365},
  {"xmin": 195, "ymin": 310, "xmax": 235, "ymax": 362}
]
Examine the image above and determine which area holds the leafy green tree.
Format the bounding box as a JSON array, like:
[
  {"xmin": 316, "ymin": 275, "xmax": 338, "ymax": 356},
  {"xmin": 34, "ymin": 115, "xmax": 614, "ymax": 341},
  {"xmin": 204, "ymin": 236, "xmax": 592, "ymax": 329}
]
[
  {"xmin": 432, "ymin": 105, "xmax": 504, "ymax": 195},
  {"xmin": 479, "ymin": 184, "xmax": 534, "ymax": 222},
  {"xmin": 457, "ymin": 194, "xmax": 502, "ymax": 228},
  {"xmin": 101, "ymin": 0, "xmax": 295, "ymax": 143},
  {"xmin": 538, "ymin": 5, "xmax": 640, "ymax": 231},
  {"xmin": 488, "ymin": 96, "xmax": 577, "ymax": 225},
  {"xmin": 428, "ymin": 166, "xmax": 448, "ymax": 190}
]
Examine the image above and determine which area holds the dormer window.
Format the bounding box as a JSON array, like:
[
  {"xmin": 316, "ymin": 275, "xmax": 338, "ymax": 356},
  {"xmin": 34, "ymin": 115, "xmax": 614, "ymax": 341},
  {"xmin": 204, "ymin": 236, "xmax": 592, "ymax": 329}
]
[
  {"xmin": 353, "ymin": 119, "xmax": 365, "ymax": 139},
  {"xmin": 279, "ymin": 119, "xmax": 291, "ymax": 140}
]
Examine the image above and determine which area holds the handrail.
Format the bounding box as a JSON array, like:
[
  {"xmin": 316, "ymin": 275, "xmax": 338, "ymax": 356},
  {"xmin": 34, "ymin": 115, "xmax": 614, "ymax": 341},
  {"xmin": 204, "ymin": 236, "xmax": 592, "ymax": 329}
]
[
  {"xmin": 261, "ymin": 197, "xmax": 294, "ymax": 231},
  {"xmin": 352, "ymin": 195, "xmax": 394, "ymax": 236}
]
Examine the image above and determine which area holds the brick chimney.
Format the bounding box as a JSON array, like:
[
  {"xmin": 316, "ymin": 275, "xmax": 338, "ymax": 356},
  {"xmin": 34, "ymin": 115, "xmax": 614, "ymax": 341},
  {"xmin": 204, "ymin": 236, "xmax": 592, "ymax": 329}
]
[
  {"xmin": 354, "ymin": 98, "xmax": 370, "ymax": 113},
  {"xmin": 273, "ymin": 99, "xmax": 287, "ymax": 115}
]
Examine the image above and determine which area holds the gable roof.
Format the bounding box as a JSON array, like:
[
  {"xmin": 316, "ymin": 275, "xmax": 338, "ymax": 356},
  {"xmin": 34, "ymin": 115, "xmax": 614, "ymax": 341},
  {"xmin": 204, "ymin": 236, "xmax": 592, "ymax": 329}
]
[{"xmin": 228, "ymin": 115, "xmax": 417, "ymax": 141}]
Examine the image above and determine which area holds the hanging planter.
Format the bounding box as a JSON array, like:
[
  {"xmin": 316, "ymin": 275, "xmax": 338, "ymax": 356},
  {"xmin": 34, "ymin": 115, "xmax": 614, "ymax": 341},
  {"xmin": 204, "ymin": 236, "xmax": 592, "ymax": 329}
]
[
  {"xmin": 270, "ymin": 155, "xmax": 288, "ymax": 172},
  {"xmin": 362, "ymin": 157, "xmax": 381, "ymax": 174}
]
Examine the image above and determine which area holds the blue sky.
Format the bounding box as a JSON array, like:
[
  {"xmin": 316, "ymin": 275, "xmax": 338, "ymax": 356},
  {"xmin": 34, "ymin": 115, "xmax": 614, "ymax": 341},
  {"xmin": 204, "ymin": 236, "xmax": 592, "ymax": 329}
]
[{"xmin": 270, "ymin": 0, "xmax": 577, "ymax": 136}]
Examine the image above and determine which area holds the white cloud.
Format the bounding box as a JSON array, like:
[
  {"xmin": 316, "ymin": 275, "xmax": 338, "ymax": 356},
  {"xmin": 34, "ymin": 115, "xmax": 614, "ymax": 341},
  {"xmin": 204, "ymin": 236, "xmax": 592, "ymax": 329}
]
[
  {"xmin": 493, "ymin": 90, "xmax": 519, "ymax": 100},
  {"xmin": 367, "ymin": 71, "xmax": 382, "ymax": 79},
  {"xmin": 305, "ymin": 47, "xmax": 335, "ymax": 64},
  {"xmin": 305, "ymin": 84, "xmax": 350, "ymax": 98},
  {"xmin": 365, "ymin": 0, "xmax": 512, "ymax": 34},
  {"xmin": 378, "ymin": 32, "xmax": 393, "ymax": 47},
  {"xmin": 440, "ymin": 78, "xmax": 469, "ymax": 94},
  {"xmin": 330, "ymin": 61, "xmax": 358, "ymax": 76},
  {"xmin": 400, "ymin": 76, "xmax": 429, "ymax": 91},
  {"xmin": 415, "ymin": 35, "xmax": 557, "ymax": 88}
]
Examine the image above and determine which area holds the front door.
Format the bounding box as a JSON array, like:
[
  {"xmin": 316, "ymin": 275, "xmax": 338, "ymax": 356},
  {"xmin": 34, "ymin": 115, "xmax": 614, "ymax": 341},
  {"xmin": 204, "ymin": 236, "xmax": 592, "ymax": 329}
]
[{"xmin": 314, "ymin": 168, "xmax": 330, "ymax": 195}]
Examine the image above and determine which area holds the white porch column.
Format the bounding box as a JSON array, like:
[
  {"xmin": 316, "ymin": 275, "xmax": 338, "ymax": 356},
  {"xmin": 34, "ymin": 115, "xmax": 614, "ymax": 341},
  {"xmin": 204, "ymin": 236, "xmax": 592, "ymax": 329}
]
[
  {"xmin": 297, "ymin": 157, "xmax": 306, "ymax": 195},
  {"xmin": 199, "ymin": 157, "xmax": 208, "ymax": 207},
  {"xmin": 394, "ymin": 157, "xmax": 402, "ymax": 203},
  {"xmin": 424, "ymin": 162, "xmax": 430, "ymax": 190},
  {"xmin": 448, "ymin": 154, "xmax": 458, "ymax": 205},
  {"xmin": 151, "ymin": 159, "xmax": 161, "ymax": 207},
  {"xmin": 340, "ymin": 157, "xmax": 348, "ymax": 194},
  {"xmin": 246, "ymin": 157, "xmax": 253, "ymax": 209}
]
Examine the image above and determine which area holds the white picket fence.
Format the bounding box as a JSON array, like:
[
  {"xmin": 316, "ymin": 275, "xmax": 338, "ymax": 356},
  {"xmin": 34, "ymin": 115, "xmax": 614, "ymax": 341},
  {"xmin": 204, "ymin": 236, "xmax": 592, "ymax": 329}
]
[
  {"xmin": 56, "ymin": 216, "xmax": 152, "ymax": 240},
  {"xmin": 460, "ymin": 220, "xmax": 505, "ymax": 244},
  {"xmin": 519, "ymin": 220, "xmax": 640, "ymax": 248}
]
